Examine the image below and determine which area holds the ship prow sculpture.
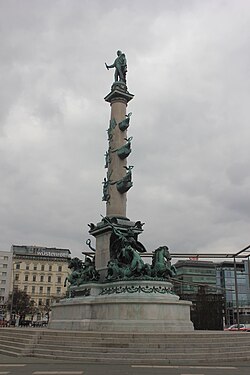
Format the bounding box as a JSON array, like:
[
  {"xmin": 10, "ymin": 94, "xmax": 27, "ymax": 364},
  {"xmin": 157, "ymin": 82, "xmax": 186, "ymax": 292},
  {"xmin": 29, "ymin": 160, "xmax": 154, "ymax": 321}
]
[{"xmin": 49, "ymin": 51, "xmax": 194, "ymax": 332}]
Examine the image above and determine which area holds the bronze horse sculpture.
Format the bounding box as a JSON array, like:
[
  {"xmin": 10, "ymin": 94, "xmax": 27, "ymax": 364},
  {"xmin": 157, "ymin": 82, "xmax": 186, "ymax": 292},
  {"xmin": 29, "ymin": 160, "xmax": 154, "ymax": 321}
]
[{"xmin": 151, "ymin": 246, "xmax": 177, "ymax": 278}]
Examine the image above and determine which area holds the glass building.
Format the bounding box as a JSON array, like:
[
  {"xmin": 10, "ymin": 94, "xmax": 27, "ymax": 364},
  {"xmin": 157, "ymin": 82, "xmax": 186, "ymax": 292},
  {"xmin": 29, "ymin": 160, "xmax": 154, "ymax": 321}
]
[
  {"xmin": 216, "ymin": 260, "xmax": 250, "ymax": 325},
  {"xmin": 174, "ymin": 260, "xmax": 217, "ymax": 294}
]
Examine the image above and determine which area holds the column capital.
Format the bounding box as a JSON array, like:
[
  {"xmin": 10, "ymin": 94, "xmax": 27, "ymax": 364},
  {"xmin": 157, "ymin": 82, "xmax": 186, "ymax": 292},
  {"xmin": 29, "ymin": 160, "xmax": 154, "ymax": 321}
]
[{"xmin": 104, "ymin": 82, "xmax": 134, "ymax": 104}]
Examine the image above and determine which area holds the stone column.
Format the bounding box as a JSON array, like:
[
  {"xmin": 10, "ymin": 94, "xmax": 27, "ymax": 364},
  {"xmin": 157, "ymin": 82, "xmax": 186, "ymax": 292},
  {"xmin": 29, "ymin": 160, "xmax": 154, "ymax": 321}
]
[
  {"xmin": 104, "ymin": 82, "xmax": 134, "ymax": 219},
  {"xmin": 90, "ymin": 83, "xmax": 134, "ymax": 280}
]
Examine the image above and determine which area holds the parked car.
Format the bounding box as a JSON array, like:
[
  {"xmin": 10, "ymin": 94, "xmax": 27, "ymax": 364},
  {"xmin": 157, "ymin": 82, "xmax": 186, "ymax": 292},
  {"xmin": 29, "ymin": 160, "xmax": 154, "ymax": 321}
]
[{"xmin": 224, "ymin": 324, "xmax": 250, "ymax": 332}]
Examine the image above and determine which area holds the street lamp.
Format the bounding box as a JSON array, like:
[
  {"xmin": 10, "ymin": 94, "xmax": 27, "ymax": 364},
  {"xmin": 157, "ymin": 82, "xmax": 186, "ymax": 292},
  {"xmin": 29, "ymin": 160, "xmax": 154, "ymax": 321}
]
[{"xmin": 9, "ymin": 261, "xmax": 22, "ymax": 324}]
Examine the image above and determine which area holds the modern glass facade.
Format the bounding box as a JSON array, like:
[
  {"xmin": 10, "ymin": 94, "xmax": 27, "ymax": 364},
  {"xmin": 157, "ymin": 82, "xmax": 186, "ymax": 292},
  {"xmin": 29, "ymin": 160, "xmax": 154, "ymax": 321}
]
[
  {"xmin": 216, "ymin": 261, "xmax": 250, "ymax": 307},
  {"xmin": 174, "ymin": 260, "xmax": 217, "ymax": 294}
]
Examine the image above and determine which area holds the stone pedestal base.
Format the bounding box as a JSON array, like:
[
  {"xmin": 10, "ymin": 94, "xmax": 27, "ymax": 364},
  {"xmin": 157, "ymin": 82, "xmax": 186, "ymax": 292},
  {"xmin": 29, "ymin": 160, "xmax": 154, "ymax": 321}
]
[
  {"xmin": 89, "ymin": 217, "xmax": 145, "ymax": 281},
  {"xmin": 49, "ymin": 280, "xmax": 194, "ymax": 332}
]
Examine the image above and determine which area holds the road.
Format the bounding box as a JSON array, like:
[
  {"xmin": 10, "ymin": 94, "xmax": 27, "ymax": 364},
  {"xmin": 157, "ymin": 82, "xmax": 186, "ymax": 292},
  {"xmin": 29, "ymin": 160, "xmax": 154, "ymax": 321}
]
[{"xmin": 0, "ymin": 355, "xmax": 250, "ymax": 375}]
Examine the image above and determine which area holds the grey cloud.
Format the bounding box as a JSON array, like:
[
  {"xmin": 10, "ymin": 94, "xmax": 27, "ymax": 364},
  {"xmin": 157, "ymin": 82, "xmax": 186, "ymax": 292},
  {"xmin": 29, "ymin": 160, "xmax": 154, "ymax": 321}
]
[{"xmin": 0, "ymin": 0, "xmax": 250, "ymax": 257}]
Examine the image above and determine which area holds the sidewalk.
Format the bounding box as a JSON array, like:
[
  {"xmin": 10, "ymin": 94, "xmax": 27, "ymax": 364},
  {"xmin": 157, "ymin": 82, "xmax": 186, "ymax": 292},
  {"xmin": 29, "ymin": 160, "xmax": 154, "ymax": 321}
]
[
  {"xmin": 0, "ymin": 353, "xmax": 66, "ymax": 364},
  {"xmin": 1, "ymin": 352, "xmax": 250, "ymax": 368}
]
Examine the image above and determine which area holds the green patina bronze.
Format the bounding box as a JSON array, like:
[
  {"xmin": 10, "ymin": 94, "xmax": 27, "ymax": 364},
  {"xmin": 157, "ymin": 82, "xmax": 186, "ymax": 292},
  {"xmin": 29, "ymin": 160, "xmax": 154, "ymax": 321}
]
[
  {"xmin": 69, "ymin": 288, "xmax": 90, "ymax": 298},
  {"xmin": 65, "ymin": 238, "xmax": 176, "ymax": 289},
  {"xmin": 104, "ymin": 148, "xmax": 111, "ymax": 168},
  {"xmin": 106, "ymin": 250, "xmax": 151, "ymax": 281},
  {"xmin": 105, "ymin": 50, "xmax": 127, "ymax": 84},
  {"xmin": 112, "ymin": 136, "xmax": 132, "ymax": 160},
  {"xmin": 151, "ymin": 246, "xmax": 177, "ymax": 278},
  {"xmin": 101, "ymin": 217, "xmax": 176, "ymax": 282},
  {"xmin": 100, "ymin": 284, "xmax": 175, "ymax": 296},
  {"xmin": 106, "ymin": 245, "xmax": 177, "ymax": 282},
  {"xmin": 102, "ymin": 177, "xmax": 110, "ymax": 202},
  {"xmin": 107, "ymin": 118, "xmax": 117, "ymax": 141},
  {"xmin": 85, "ymin": 238, "xmax": 96, "ymax": 251},
  {"xmin": 79, "ymin": 256, "xmax": 100, "ymax": 283},
  {"xmin": 116, "ymin": 165, "xmax": 133, "ymax": 194},
  {"xmin": 103, "ymin": 219, "xmax": 176, "ymax": 282},
  {"xmin": 118, "ymin": 112, "xmax": 132, "ymax": 131},
  {"xmin": 106, "ymin": 259, "xmax": 133, "ymax": 280},
  {"xmin": 64, "ymin": 256, "xmax": 100, "ymax": 287},
  {"xmin": 101, "ymin": 216, "xmax": 146, "ymax": 261},
  {"xmin": 64, "ymin": 257, "xmax": 83, "ymax": 287}
]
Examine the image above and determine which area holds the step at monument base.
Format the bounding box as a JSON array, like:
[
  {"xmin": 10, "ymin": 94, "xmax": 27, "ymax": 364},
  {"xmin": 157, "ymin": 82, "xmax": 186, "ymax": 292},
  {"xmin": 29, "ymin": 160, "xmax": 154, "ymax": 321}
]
[{"xmin": 1, "ymin": 329, "xmax": 250, "ymax": 364}]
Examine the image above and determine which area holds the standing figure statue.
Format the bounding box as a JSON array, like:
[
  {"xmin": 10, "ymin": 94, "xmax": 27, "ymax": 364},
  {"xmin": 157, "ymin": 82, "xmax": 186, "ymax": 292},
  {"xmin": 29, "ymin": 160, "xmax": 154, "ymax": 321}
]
[
  {"xmin": 102, "ymin": 177, "xmax": 110, "ymax": 202},
  {"xmin": 105, "ymin": 50, "xmax": 127, "ymax": 83}
]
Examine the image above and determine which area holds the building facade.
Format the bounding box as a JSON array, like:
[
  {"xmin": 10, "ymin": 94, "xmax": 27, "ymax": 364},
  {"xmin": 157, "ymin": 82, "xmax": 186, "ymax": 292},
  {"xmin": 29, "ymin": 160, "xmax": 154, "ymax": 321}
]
[
  {"xmin": 216, "ymin": 260, "xmax": 250, "ymax": 325},
  {"xmin": 173, "ymin": 260, "xmax": 224, "ymax": 330},
  {"xmin": 11, "ymin": 245, "xmax": 71, "ymax": 319},
  {"xmin": 174, "ymin": 260, "xmax": 218, "ymax": 294},
  {"xmin": 0, "ymin": 251, "xmax": 12, "ymax": 305}
]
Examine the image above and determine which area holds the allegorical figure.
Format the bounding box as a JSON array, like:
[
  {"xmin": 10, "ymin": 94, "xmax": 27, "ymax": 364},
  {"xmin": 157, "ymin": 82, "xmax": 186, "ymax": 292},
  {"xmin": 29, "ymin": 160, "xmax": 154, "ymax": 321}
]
[
  {"xmin": 102, "ymin": 177, "xmax": 110, "ymax": 202},
  {"xmin": 105, "ymin": 50, "xmax": 127, "ymax": 83}
]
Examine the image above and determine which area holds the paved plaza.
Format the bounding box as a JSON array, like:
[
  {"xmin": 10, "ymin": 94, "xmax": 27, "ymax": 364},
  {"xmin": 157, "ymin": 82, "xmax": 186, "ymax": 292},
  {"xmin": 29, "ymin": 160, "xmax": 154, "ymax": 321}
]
[{"xmin": 1, "ymin": 353, "xmax": 250, "ymax": 375}]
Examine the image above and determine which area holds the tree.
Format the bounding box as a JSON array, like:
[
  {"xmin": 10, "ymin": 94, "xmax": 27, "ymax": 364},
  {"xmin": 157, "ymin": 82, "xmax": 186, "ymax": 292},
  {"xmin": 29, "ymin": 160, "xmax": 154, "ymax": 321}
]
[{"xmin": 7, "ymin": 290, "xmax": 35, "ymax": 319}]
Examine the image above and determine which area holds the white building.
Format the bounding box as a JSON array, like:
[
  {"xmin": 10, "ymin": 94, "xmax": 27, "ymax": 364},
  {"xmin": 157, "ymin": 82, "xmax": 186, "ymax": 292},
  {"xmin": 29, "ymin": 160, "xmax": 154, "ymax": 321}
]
[{"xmin": 0, "ymin": 251, "xmax": 12, "ymax": 305}]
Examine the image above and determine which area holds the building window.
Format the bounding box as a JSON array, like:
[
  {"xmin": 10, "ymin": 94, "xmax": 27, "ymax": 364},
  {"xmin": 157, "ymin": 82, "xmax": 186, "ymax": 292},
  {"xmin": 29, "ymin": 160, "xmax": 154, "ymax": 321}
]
[
  {"xmin": 56, "ymin": 287, "xmax": 61, "ymax": 295},
  {"xmin": 38, "ymin": 299, "xmax": 42, "ymax": 306},
  {"xmin": 33, "ymin": 265, "xmax": 37, "ymax": 271},
  {"xmin": 57, "ymin": 276, "xmax": 61, "ymax": 284},
  {"xmin": 16, "ymin": 264, "xmax": 20, "ymax": 270},
  {"xmin": 46, "ymin": 298, "xmax": 50, "ymax": 306},
  {"xmin": 33, "ymin": 275, "xmax": 36, "ymax": 282},
  {"xmin": 1, "ymin": 280, "xmax": 6, "ymax": 284},
  {"xmin": 40, "ymin": 275, "xmax": 44, "ymax": 282},
  {"xmin": 39, "ymin": 286, "xmax": 43, "ymax": 294},
  {"xmin": 2, "ymin": 272, "xmax": 7, "ymax": 277},
  {"xmin": 4, "ymin": 256, "xmax": 8, "ymax": 260},
  {"xmin": 48, "ymin": 276, "xmax": 51, "ymax": 283},
  {"xmin": 32, "ymin": 286, "xmax": 35, "ymax": 294},
  {"xmin": 24, "ymin": 286, "xmax": 28, "ymax": 292},
  {"xmin": 25, "ymin": 275, "xmax": 29, "ymax": 282},
  {"xmin": 47, "ymin": 287, "xmax": 51, "ymax": 295},
  {"xmin": 58, "ymin": 266, "xmax": 62, "ymax": 272},
  {"xmin": 3, "ymin": 264, "xmax": 7, "ymax": 269},
  {"xmin": 26, "ymin": 265, "xmax": 29, "ymax": 270},
  {"xmin": 41, "ymin": 265, "xmax": 45, "ymax": 271},
  {"xmin": 15, "ymin": 274, "xmax": 19, "ymax": 281},
  {"xmin": 49, "ymin": 265, "xmax": 52, "ymax": 272}
]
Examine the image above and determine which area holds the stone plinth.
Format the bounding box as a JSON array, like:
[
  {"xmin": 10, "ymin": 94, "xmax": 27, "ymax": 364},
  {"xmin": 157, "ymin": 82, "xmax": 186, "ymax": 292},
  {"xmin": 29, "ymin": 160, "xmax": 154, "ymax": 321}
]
[
  {"xmin": 89, "ymin": 218, "xmax": 144, "ymax": 280},
  {"xmin": 49, "ymin": 280, "xmax": 194, "ymax": 332}
]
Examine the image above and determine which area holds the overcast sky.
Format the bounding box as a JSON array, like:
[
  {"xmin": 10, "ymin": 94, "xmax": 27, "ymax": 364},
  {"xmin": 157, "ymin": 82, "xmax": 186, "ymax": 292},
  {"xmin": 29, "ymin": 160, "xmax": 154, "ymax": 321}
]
[{"xmin": 1, "ymin": 0, "xmax": 250, "ymax": 258}]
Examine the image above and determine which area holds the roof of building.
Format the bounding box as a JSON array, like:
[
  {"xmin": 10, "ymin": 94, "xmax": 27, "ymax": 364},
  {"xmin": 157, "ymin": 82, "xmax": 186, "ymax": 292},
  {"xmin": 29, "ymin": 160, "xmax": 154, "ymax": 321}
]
[
  {"xmin": 174, "ymin": 260, "xmax": 216, "ymax": 268},
  {"xmin": 12, "ymin": 244, "xmax": 71, "ymax": 259}
]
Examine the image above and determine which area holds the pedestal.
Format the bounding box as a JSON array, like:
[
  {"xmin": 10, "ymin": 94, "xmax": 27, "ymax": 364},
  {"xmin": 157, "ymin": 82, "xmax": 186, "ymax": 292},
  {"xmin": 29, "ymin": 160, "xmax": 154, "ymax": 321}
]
[
  {"xmin": 49, "ymin": 280, "xmax": 194, "ymax": 332},
  {"xmin": 89, "ymin": 217, "xmax": 144, "ymax": 281}
]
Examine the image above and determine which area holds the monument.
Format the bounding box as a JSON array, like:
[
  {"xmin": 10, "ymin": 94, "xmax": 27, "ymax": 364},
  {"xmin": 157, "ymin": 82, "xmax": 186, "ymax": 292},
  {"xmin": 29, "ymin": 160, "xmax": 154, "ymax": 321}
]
[{"xmin": 49, "ymin": 51, "xmax": 194, "ymax": 332}]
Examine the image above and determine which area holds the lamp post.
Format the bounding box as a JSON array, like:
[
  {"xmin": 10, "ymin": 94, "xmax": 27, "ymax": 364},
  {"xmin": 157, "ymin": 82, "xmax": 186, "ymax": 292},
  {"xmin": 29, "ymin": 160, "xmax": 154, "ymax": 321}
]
[
  {"xmin": 9, "ymin": 261, "xmax": 22, "ymax": 324},
  {"xmin": 233, "ymin": 257, "xmax": 240, "ymax": 329}
]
